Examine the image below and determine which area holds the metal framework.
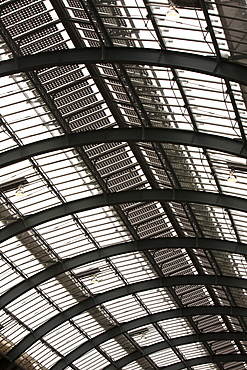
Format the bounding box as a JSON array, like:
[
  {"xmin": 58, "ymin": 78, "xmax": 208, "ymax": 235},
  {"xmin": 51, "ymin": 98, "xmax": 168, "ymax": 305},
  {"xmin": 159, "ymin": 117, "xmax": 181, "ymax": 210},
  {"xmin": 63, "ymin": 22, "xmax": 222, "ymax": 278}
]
[
  {"xmin": 158, "ymin": 356, "xmax": 247, "ymax": 370},
  {"xmin": 103, "ymin": 351, "xmax": 247, "ymax": 370},
  {"xmin": 2, "ymin": 237, "xmax": 247, "ymax": 309},
  {"xmin": 1, "ymin": 48, "xmax": 247, "ymax": 85},
  {"xmin": 1, "ymin": 128, "xmax": 247, "ymax": 169},
  {"xmin": 51, "ymin": 317, "xmax": 247, "ymax": 370},
  {"xmin": 2, "ymin": 189, "xmax": 247, "ymax": 244},
  {"xmin": 4, "ymin": 275, "xmax": 247, "ymax": 364},
  {"xmin": 1, "ymin": 1, "xmax": 247, "ymax": 370}
]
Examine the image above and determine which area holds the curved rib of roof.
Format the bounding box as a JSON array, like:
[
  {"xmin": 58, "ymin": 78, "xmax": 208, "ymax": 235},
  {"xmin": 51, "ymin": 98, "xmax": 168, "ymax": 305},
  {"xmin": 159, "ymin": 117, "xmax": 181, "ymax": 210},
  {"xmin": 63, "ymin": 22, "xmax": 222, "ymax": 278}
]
[{"xmin": 1, "ymin": 1, "xmax": 247, "ymax": 370}]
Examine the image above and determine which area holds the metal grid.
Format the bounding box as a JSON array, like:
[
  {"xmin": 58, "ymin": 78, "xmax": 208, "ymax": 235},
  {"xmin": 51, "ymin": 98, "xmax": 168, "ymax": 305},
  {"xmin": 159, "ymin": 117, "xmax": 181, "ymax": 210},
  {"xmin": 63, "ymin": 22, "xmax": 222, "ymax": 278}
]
[{"xmin": 0, "ymin": 0, "xmax": 247, "ymax": 369}]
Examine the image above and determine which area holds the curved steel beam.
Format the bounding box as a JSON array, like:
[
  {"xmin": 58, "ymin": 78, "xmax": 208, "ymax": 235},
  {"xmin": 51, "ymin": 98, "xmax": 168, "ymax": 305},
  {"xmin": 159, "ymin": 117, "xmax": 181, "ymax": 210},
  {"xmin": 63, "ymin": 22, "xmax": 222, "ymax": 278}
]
[
  {"xmin": 1, "ymin": 189, "xmax": 247, "ymax": 244},
  {"xmin": 1, "ymin": 237, "xmax": 247, "ymax": 310},
  {"xmin": 0, "ymin": 48, "xmax": 247, "ymax": 85},
  {"xmin": 51, "ymin": 309, "xmax": 246, "ymax": 370},
  {"xmin": 159, "ymin": 355, "xmax": 247, "ymax": 370},
  {"xmin": 104, "ymin": 348, "xmax": 247, "ymax": 370},
  {"xmin": 4, "ymin": 275, "xmax": 247, "ymax": 363},
  {"xmin": 1, "ymin": 128, "xmax": 247, "ymax": 169}
]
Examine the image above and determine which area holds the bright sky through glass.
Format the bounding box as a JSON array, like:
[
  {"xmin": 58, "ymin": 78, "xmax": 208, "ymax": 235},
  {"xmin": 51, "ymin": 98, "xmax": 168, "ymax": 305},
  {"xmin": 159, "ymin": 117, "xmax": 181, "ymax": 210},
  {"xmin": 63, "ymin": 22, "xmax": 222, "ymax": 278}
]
[{"xmin": 0, "ymin": 0, "xmax": 247, "ymax": 369}]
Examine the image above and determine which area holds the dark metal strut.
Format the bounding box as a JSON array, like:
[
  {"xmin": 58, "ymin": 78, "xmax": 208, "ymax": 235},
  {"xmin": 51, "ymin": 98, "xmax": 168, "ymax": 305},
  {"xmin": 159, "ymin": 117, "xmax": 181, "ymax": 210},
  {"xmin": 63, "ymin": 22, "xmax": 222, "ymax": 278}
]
[
  {"xmin": 1, "ymin": 237, "xmax": 247, "ymax": 310},
  {"xmin": 3, "ymin": 275, "xmax": 247, "ymax": 365},
  {"xmin": 0, "ymin": 48, "xmax": 246, "ymax": 85},
  {"xmin": 1, "ymin": 128, "xmax": 247, "ymax": 169},
  {"xmin": 2, "ymin": 189, "xmax": 247, "ymax": 244}
]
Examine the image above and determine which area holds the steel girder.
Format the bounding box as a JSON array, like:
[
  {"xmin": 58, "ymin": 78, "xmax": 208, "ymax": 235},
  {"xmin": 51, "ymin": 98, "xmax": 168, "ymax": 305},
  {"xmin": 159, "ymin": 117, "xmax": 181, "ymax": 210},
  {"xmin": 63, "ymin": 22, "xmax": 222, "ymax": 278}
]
[
  {"xmin": 0, "ymin": 48, "xmax": 247, "ymax": 85},
  {"xmin": 1, "ymin": 128, "xmax": 247, "ymax": 169},
  {"xmin": 0, "ymin": 5, "xmax": 245, "ymax": 370},
  {"xmin": 50, "ymin": 310, "xmax": 246, "ymax": 370},
  {"xmin": 1, "ymin": 189, "xmax": 247, "ymax": 244},
  {"xmin": 104, "ymin": 352, "xmax": 247, "ymax": 370},
  {"xmin": 4, "ymin": 275, "xmax": 247, "ymax": 364},
  {"xmin": 1, "ymin": 237, "xmax": 247, "ymax": 310},
  {"xmin": 159, "ymin": 355, "xmax": 247, "ymax": 370}
]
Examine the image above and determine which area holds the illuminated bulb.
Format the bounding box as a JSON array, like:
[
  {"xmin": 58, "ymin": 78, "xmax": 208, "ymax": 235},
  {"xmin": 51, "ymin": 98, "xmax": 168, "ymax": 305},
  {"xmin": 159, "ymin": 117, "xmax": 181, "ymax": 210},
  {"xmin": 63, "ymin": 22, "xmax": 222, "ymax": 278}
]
[
  {"xmin": 228, "ymin": 171, "xmax": 237, "ymax": 183},
  {"xmin": 16, "ymin": 185, "xmax": 25, "ymax": 197},
  {"xmin": 166, "ymin": 6, "xmax": 180, "ymax": 20},
  {"xmin": 91, "ymin": 275, "xmax": 99, "ymax": 284},
  {"xmin": 140, "ymin": 333, "xmax": 147, "ymax": 340}
]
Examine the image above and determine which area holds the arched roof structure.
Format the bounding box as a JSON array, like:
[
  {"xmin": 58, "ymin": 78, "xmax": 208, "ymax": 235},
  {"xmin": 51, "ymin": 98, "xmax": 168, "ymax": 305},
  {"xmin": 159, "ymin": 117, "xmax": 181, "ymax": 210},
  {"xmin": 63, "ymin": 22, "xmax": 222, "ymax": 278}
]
[{"xmin": 1, "ymin": 1, "xmax": 247, "ymax": 370}]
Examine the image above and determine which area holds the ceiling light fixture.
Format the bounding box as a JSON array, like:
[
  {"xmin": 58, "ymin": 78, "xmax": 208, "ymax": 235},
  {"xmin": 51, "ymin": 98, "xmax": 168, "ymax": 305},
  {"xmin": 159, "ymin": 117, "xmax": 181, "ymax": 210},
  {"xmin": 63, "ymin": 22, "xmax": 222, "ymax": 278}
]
[
  {"xmin": 16, "ymin": 185, "xmax": 25, "ymax": 197},
  {"xmin": 228, "ymin": 170, "xmax": 237, "ymax": 183},
  {"xmin": 91, "ymin": 275, "xmax": 99, "ymax": 284},
  {"xmin": 140, "ymin": 332, "xmax": 147, "ymax": 340},
  {"xmin": 0, "ymin": 177, "xmax": 28, "ymax": 193},
  {"xmin": 166, "ymin": 6, "xmax": 180, "ymax": 20},
  {"xmin": 76, "ymin": 268, "xmax": 100, "ymax": 284},
  {"xmin": 129, "ymin": 328, "xmax": 149, "ymax": 340}
]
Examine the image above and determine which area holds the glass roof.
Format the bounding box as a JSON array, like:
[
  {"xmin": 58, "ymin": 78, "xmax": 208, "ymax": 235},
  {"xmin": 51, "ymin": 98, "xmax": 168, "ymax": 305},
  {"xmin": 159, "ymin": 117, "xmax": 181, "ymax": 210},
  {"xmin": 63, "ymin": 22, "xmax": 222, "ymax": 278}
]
[{"xmin": 0, "ymin": 0, "xmax": 247, "ymax": 369}]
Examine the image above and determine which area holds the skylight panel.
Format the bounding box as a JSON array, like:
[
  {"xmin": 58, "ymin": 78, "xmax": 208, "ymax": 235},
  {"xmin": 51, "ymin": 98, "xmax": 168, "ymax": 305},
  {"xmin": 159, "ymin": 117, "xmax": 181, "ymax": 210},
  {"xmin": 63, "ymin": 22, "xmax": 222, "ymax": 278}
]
[
  {"xmin": 157, "ymin": 9, "xmax": 214, "ymax": 55},
  {"xmin": 148, "ymin": 347, "xmax": 180, "ymax": 367},
  {"xmin": 12, "ymin": 186, "xmax": 61, "ymax": 215},
  {"xmin": 99, "ymin": 337, "xmax": 130, "ymax": 361},
  {"xmin": 76, "ymin": 206, "xmax": 132, "ymax": 248},
  {"xmin": 0, "ymin": 128, "xmax": 17, "ymax": 152},
  {"xmin": 34, "ymin": 216, "xmax": 90, "ymax": 257},
  {"xmin": 94, "ymin": 0, "xmax": 159, "ymax": 49},
  {"xmin": 129, "ymin": 324, "xmax": 164, "ymax": 346},
  {"xmin": 65, "ymin": 1, "xmax": 89, "ymax": 22},
  {"xmin": 103, "ymin": 294, "xmax": 148, "ymax": 323},
  {"xmin": 109, "ymin": 252, "xmax": 157, "ymax": 283},
  {"xmin": 228, "ymin": 253, "xmax": 247, "ymax": 280},
  {"xmin": 41, "ymin": 273, "xmax": 83, "ymax": 305},
  {"xmin": 208, "ymin": 0, "xmax": 245, "ymax": 60},
  {"xmin": 0, "ymin": 75, "xmax": 60, "ymax": 144},
  {"xmin": 21, "ymin": 340, "xmax": 61, "ymax": 369},
  {"xmin": 219, "ymin": 166, "xmax": 247, "ymax": 199},
  {"xmin": 172, "ymin": 146, "xmax": 218, "ymax": 193},
  {"xmin": 1, "ymin": 149, "xmax": 99, "ymax": 218},
  {"xmin": 175, "ymin": 284, "xmax": 214, "ymax": 307},
  {"xmin": 6, "ymin": 288, "xmax": 59, "ymax": 330},
  {"xmin": 122, "ymin": 364, "xmax": 144, "ymax": 370},
  {"xmin": 175, "ymin": 71, "xmax": 239, "ymax": 137},
  {"xmin": 73, "ymin": 310, "xmax": 106, "ymax": 338},
  {"xmin": 193, "ymin": 364, "xmax": 218, "ymax": 370},
  {"xmin": 0, "ymin": 256, "xmax": 24, "ymax": 294},
  {"xmin": 49, "ymin": 234, "xmax": 95, "ymax": 259},
  {"xmin": 34, "ymin": 149, "xmax": 101, "ymax": 201},
  {"xmin": 0, "ymin": 40, "xmax": 12, "ymax": 61},
  {"xmin": 159, "ymin": 317, "xmax": 194, "ymax": 339},
  {"xmin": 43, "ymin": 321, "xmax": 87, "ymax": 356},
  {"xmin": 177, "ymin": 341, "xmax": 208, "ymax": 359},
  {"xmin": 137, "ymin": 288, "xmax": 176, "ymax": 314},
  {"xmin": 0, "ymin": 237, "xmax": 47, "ymax": 278},
  {"xmin": 74, "ymin": 261, "xmax": 125, "ymax": 295},
  {"xmin": 0, "ymin": 0, "xmax": 247, "ymax": 368},
  {"xmin": 223, "ymin": 209, "xmax": 247, "ymax": 244},
  {"xmin": 0, "ymin": 310, "xmax": 30, "ymax": 345},
  {"xmin": 73, "ymin": 348, "xmax": 110, "ymax": 369}
]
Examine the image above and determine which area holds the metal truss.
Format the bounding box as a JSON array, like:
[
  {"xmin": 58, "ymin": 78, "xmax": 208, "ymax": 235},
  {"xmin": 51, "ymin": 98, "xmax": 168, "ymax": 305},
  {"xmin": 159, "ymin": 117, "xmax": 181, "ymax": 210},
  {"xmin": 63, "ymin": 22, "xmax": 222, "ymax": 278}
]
[
  {"xmin": 1, "ymin": 128, "xmax": 247, "ymax": 169},
  {"xmin": 4, "ymin": 275, "xmax": 247, "ymax": 364},
  {"xmin": 2, "ymin": 189, "xmax": 247, "ymax": 244},
  {"xmin": 0, "ymin": 48, "xmax": 247, "ymax": 85}
]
